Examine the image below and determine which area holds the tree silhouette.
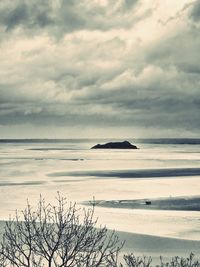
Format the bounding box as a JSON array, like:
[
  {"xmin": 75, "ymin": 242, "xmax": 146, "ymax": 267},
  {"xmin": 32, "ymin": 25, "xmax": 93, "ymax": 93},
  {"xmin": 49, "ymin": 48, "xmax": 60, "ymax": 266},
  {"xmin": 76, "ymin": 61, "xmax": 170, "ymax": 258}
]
[
  {"xmin": 0, "ymin": 194, "xmax": 199, "ymax": 267},
  {"xmin": 0, "ymin": 194, "xmax": 123, "ymax": 267}
]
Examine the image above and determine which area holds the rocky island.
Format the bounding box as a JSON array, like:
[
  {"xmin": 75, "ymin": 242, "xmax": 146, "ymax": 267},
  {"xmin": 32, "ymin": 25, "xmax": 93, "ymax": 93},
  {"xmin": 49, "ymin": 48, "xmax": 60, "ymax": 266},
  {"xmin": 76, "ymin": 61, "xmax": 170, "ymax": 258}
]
[{"xmin": 91, "ymin": 140, "xmax": 138, "ymax": 149}]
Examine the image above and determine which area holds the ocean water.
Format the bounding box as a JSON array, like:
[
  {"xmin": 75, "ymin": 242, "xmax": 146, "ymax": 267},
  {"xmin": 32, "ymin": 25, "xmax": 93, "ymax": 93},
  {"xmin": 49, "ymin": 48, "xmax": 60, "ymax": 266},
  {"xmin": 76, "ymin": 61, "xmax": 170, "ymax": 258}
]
[{"xmin": 0, "ymin": 138, "xmax": 200, "ymax": 257}]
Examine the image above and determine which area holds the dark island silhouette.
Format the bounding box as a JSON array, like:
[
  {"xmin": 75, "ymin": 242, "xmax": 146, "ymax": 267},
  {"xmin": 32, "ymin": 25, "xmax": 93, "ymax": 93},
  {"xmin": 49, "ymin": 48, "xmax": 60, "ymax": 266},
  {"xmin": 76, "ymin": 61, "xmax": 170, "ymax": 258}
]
[{"xmin": 91, "ymin": 140, "xmax": 138, "ymax": 149}]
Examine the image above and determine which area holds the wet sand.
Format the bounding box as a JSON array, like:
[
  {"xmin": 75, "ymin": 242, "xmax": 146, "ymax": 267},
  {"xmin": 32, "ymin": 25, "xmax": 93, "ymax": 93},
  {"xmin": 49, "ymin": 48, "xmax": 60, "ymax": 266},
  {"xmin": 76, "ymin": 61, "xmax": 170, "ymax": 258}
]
[
  {"xmin": 84, "ymin": 196, "xmax": 200, "ymax": 211},
  {"xmin": 49, "ymin": 167, "xmax": 200, "ymax": 179},
  {"xmin": 117, "ymin": 230, "xmax": 200, "ymax": 261}
]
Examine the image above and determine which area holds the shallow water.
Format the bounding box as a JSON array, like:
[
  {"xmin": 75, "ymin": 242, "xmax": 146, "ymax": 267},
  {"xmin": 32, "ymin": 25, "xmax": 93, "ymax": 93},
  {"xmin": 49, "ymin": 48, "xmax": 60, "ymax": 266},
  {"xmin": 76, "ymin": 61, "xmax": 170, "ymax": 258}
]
[{"xmin": 0, "ymin": 139, "xmax": 200, "ymax": 245}]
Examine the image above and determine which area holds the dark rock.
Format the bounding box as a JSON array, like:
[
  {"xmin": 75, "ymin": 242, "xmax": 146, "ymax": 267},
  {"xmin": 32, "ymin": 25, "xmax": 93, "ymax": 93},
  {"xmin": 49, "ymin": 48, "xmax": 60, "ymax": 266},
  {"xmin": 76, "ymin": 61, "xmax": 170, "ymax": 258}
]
[{"xmin": 91, "ymin": 141, "xmax": 138, "ymax": 149}]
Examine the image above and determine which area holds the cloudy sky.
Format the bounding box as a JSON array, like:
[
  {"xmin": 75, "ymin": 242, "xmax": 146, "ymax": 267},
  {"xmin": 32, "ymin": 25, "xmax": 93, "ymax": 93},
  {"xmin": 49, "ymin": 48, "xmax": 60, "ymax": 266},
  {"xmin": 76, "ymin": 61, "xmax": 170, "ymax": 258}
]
[{"xmin": 0, "ymin": 0, "xmax": 199, "ymax": 138}]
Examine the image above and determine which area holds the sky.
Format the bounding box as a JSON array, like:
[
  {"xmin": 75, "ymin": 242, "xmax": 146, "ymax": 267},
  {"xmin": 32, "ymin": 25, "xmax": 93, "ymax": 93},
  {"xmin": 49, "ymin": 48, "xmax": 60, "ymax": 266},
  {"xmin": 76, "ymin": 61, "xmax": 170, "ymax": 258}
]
[{"xmin": 0, "ymin": 0, "xmax": 199, "ymax": 138}]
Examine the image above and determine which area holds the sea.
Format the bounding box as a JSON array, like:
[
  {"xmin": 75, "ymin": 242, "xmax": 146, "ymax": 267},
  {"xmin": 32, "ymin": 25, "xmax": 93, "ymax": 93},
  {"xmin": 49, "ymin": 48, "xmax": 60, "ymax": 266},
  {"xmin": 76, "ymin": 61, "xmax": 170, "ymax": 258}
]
[{"xmin": 0, "ymin": 138, "xmax": 200, "ymax": 260}]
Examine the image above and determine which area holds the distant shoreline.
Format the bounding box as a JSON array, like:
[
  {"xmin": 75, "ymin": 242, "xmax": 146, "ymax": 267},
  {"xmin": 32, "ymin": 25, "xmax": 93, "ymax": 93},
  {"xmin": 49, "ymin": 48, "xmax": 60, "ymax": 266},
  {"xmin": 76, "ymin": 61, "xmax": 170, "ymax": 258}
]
[{"xmin": 0, "ymin": 138, "xmax": 200, "ymax": 145}]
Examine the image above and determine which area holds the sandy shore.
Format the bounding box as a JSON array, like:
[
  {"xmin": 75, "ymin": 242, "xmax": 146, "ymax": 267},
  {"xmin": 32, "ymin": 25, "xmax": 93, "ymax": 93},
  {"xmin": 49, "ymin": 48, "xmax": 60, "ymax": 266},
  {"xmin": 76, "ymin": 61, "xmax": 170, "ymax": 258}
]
[
  {"xmin": 0, "ymin": 220, "xmax": 199, "ymax": 262},
  {"xmin": 117, "ymin": 230, "xmax": 200, "ymax": 261}
]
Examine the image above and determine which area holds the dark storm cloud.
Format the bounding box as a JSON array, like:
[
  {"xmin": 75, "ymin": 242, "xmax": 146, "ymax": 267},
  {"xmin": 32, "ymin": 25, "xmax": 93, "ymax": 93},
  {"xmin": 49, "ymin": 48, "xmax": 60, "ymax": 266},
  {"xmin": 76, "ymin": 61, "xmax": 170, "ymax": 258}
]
[
  {"xmin": 0, "ymin": 0, "xmax": 141, "ymax": 36},
  {"xmin": 122, "ymin": 0, "xmax": 139, "ymax": 10},
  {"xmin": 70, "ymin": 69, "xmax": 200, "ymax": 131},
  {"xmin": 0, "ymin": 94, "xmax": 199, "ymax": 132},
  {"xmin": 189, "ymin": 0, "xmax": 200, "ymax": 21},
  {"xmin": 0, "ymin": 1, "xmax": 52, "ymax": 30},
  {"xmin": 0, "ymin": 0, "xmax": 84, "ymax": 34},
  {"xmin": 145, "ymin": 27, "xmax": 200, "ymax": 75},
  {"xmin": 1, "ymin": 3, "xmax": 28, "ymax": 30}
]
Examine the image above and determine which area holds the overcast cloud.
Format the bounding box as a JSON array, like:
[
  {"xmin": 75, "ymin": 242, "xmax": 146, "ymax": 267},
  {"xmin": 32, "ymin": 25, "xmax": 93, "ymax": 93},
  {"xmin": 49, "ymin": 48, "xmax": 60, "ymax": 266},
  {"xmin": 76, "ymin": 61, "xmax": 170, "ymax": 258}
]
[{"xmin": 0, "ymin": 0, "xmax": 199, "ymax": 138}]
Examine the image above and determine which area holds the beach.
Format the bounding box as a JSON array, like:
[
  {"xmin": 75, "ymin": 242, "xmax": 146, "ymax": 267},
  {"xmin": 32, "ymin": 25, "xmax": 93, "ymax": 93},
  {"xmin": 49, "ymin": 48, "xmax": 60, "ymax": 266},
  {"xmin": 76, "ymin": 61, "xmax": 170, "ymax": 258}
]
[{"xmin": 0, "ymin": 138, "xmax": 200, "ymax": 261}]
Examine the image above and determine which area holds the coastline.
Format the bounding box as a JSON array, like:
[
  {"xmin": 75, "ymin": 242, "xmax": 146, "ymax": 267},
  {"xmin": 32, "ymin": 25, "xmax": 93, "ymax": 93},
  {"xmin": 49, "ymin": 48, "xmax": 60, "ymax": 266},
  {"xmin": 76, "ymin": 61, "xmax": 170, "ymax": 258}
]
[{"xmin": 0, "ymin": 138, "xmax": 199, "ymax": 263}]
